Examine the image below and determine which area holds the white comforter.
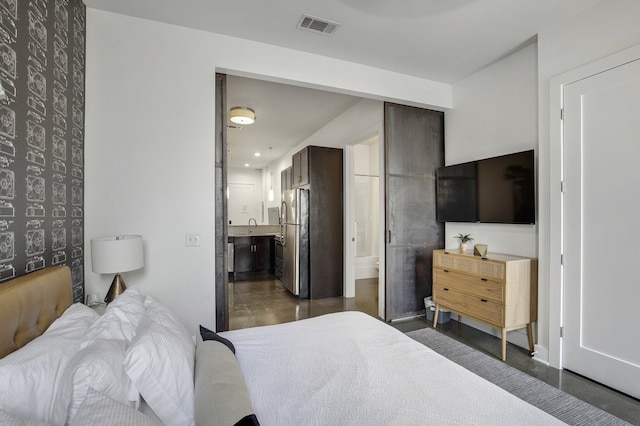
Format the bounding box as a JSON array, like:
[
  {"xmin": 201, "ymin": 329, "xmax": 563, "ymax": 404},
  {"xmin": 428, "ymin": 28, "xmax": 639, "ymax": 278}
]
[{"xmin": 222, "ymin": 311, "xmax": 565, "ymax": 426}]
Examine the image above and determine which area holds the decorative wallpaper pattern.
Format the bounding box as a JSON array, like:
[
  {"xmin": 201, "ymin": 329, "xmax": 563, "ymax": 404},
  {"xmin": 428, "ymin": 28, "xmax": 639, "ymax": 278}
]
[{"xmin": 0, "ymin": 0, "xmax": 85, "ymax": 301}]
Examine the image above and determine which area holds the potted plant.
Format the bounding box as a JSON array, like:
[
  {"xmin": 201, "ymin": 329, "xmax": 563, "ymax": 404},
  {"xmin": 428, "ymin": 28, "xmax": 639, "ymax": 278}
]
[{"xmin": 454, "ymin": 233, "xmax": 474, "ymax": 252}]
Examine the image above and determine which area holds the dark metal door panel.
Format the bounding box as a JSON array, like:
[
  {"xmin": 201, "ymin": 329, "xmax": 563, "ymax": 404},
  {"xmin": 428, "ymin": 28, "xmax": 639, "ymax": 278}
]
[
  {"xmin": 386, "ymin": 105, "xmax": 444, "ymax": 177},
  {"xmin": 386, "ymin": 244, "xmax": 439, "ymax": 315},
  {"xmin": 387, "ymin": 175, "xmax": 439, "ymax": 245},
  {"xmin": 384, "ymin": 103, "xmax": 444, "ymax": 321},
  {"xmin": 215, "ymin": 73, "xmax": 228, "ymax": 331}
]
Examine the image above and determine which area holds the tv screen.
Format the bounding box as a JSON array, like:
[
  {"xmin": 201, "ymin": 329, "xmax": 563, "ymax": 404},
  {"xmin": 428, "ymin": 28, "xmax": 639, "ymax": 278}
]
[
  {"xmin": 436, "ymin": 150, "xmax": 535, "ymax": 224},
  {"xmin": 436, "ymin": 161, "xmax": 477, "ymax": 222},
  {"xmin": 477, "ymin": 150, "xmax": 535, "ymax": 224}
]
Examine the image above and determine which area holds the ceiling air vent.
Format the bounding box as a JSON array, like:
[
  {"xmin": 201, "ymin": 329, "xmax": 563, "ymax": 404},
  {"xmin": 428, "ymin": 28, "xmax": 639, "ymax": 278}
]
[{"xmin": 297, "ymin": 14, "xmax": 340, "ymax": 36}]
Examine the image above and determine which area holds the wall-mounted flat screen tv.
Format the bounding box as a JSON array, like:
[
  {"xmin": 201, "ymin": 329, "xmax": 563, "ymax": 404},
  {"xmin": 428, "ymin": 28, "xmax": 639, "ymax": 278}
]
[
  {"xmin": 435, "ymin": 161, "xmax": 477, "ymax": 223},
  {"xmin": 436, "ymin": 150, "xmax": 535, "ymax": 224}
]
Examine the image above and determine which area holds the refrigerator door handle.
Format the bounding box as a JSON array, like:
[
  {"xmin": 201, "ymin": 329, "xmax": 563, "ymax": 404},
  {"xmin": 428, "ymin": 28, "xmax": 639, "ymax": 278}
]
[{"xmin": 281, "ymin": 201, "xmax": 287, "ymax": 247}]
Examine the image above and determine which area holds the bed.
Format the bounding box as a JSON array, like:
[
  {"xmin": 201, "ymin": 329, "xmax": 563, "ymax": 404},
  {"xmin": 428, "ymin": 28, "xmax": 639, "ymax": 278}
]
[{"xmin": 0, "ymin": 266, "xmax": 566, "ymax": 425}]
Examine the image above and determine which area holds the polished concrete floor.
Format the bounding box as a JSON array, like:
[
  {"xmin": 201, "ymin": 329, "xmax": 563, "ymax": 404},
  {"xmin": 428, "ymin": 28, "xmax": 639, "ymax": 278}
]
[
  {"xmin": 228, "ymin": 274, "xmax": 640, "ymax": 425},
  {"xmin": 228, "ymin": 274, "xmax": 378, "ymax": 330}
]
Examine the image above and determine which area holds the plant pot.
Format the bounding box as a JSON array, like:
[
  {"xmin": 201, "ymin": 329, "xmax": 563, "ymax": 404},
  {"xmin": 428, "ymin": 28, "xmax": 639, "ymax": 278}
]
[{"xmin": 460, "ymin": 243, "xmax": 468, "ymax": 252}]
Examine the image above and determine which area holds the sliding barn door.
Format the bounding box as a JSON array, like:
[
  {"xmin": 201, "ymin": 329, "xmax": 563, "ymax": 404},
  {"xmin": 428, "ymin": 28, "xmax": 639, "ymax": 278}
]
[
  {"xmin": 562, "ymin": 57, "xmax": 640, "ymax": 399},
  {"xmin": 215, "ymin": 73, "xmax": 229, "ymax": 332},
  {"xmin": 384, "ymin": 103, "xmax": 444, "ymax": 321}
]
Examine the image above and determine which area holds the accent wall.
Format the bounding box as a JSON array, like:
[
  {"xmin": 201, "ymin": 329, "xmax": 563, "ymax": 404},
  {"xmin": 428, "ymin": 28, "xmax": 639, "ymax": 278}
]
[{"xmin": 0, "ymin": 0, "xmax": 86, "ymax": 301}]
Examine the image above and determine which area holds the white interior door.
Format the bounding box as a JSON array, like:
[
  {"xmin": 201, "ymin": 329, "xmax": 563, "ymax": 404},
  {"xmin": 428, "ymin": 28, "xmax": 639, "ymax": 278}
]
[
  {"xmin": 227, "ymin": 183, "xmax": 257, "ymax": 225},
  {"xmin": 562, "ymin": 57, "xmax": 640, "ymax": 399}
]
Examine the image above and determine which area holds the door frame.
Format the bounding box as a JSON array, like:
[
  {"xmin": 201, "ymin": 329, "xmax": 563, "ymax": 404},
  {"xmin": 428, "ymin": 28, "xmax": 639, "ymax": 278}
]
[
  {"xmin": 548, "ymin": 42, "xmax": 640, "ymax": 368},
  {"xmin": 216, "ymin": 72, "xmax": 389, "ymax": 330}
]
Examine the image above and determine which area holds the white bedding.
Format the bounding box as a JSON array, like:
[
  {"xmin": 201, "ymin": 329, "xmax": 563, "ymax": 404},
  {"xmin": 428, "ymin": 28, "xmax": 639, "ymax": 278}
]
[{"xmin": 222, "ymin": 311, "xmax": 565, "ymax": 426}]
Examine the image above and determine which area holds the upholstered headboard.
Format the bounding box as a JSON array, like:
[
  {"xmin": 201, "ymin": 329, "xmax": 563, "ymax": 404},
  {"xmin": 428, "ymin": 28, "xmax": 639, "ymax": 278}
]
[{"xmin": 0, "ymin": 266, "xmax": 73, "ymax": 359}]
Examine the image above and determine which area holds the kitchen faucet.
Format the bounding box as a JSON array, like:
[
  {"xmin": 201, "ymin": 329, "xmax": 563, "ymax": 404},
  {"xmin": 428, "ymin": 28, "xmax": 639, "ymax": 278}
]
[{"xmin": 248, "ymin": 218, "xmax": 257, "ymax": 232}]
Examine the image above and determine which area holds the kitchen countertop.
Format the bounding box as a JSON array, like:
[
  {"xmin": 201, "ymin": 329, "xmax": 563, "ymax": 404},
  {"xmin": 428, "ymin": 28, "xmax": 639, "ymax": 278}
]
[
  {"xmin": 228, "ymin": 225, "xmax": 281, "ymax": 238},
  {"xmin": 229, "ymin": 232, "xmax": 281, "ymax": 237}
]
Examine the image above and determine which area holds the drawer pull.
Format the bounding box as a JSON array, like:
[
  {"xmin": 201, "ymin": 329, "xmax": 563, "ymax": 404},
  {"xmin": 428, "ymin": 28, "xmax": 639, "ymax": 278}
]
[
  {"xmin": 443, "ymin": 269, "xmax": 449, "ymax": 273},
  {"xmin": 481, "ymin": 299, "xmax": 488, "ymax": 303},
  {"xmin": 443, "ymin": 288, "xmax": 449, "ymax": 291},
  {"xmin": 480, "ymin": 278, "xmax": 488, "ymax": 281}
]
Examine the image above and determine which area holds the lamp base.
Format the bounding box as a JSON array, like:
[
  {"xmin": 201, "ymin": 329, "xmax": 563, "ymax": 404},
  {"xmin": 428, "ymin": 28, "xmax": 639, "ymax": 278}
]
[{"xmin": 104, "ymin": 273, "xmax": 127, "ymax": 304}]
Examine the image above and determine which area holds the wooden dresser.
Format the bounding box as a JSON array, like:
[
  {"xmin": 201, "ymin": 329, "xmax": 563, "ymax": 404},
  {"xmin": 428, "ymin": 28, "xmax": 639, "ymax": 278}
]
[{"xmin": 431, "ymin": 249, "xmax": 537, "ymax": 361}]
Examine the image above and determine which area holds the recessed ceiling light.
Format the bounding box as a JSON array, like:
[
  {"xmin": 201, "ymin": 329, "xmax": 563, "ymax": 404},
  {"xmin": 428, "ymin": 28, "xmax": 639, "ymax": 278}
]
[
  {"xmin": 244, "ymin": 163, "xmax": 250, "ymax": 167},
  {"xmin": 254, "ymin": 152, "xmax": 261, "ymax": 157},
  {"xmin": 229, "ymin": 107, "xmax": 255, "ymax": 125}
]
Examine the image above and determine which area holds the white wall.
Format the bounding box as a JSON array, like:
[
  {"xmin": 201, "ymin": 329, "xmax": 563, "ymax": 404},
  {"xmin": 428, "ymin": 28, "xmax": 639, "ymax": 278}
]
[
  {"xmin": 444, "ymin": 42, "xmax": 539, "ymax": 350},
  {"xmin": 262, "ymin": 169, "xmax": 279, "ymax": 219},
  {"xmin": 444, "ymin": 42, "xmax": 538, "ymax": 259},
  {"xmin": 84, "ymin": 10, "xmax": 446, "ymax": 333},
  {"xmin": 537, "ymin": 0, "xmax": 640, "ymax": 367}
]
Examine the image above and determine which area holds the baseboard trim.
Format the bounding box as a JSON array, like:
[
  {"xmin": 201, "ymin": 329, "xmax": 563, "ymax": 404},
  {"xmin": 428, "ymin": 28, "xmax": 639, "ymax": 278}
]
[{"xmin": 533, "ymin": 344, "xmax": 549, "ymax": 365}]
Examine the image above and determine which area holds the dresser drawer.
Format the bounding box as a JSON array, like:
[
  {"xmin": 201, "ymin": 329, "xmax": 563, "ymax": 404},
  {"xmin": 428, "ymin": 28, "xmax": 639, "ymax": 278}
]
[
  {"xmin": 433, "ymin": 251, "xmax": 505, "ymax": 280},
  {"xmin": 433, "ymin": 285, "xmax": 504, "ymax": 327},
  {"xmin": 434, "ymin": 269, "xmax": 504, "ymax": 303}
]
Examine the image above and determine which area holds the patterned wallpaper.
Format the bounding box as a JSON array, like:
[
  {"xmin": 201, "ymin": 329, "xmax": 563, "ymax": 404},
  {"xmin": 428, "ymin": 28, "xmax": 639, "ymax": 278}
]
[{"xmin": 0, "ymin": 0, "xmax": 85, "ymax": 302}]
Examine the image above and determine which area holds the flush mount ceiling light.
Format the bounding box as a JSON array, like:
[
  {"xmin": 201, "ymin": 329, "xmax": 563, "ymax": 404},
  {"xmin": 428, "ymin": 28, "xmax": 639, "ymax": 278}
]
[{"xmin": 229, "ymin": 107, "xmax": 255, "ymax": 125}]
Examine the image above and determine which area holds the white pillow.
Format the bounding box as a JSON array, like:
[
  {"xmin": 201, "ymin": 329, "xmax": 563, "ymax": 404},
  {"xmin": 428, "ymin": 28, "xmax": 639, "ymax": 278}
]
[
  {"xmin": 124, "ymin": 296, "xmax": 195, "ymax": 426},
  {"xmin": 60, "ymin": 339, "xmax": 136, "ymax": 422},
  {"xmin": 70, "ymin": 388, "xmax": 161, "ymax": 426},
  {"xmin": 0, "ymin": 303, "xmax": 99, "ymax": 425},
  {"xmin": 81, "ymin": 287, "xmax": 146, "ymax": 348},
  {"xmin": 0, "ymin": 409, "xmax": 51, "ymax": 426}
]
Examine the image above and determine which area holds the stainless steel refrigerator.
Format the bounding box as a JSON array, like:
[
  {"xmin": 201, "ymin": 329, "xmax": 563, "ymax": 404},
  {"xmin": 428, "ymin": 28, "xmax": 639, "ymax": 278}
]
[
  {"xmin": 281, "ymin": 188, "xmax": 309, "ymax": 298},
  {"xmin": 279, "ymin": 146, "xmax": 343, "ymax": 300}
]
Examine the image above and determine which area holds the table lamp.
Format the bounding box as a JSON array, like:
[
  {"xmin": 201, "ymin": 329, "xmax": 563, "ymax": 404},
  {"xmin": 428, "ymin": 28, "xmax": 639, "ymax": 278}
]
[{"xmin": 90, "ymin": 235, "xmax": 144, "ymax": 303}]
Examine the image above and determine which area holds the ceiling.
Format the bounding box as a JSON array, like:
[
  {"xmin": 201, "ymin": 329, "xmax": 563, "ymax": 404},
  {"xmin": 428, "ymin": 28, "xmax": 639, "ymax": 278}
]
[
  {"xmin": 84, "ymin": 0, "xmax": 604, "ymax": 169},
  {"xmin": 226, "ymin": 76, "xmax": 361, "ymax": 169}
]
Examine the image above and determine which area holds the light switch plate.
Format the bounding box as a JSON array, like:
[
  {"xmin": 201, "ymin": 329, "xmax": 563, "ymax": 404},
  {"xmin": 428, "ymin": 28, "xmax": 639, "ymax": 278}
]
[{"xmin": 185, "ymin": 233, "xmax": 200, "ymax": 247}]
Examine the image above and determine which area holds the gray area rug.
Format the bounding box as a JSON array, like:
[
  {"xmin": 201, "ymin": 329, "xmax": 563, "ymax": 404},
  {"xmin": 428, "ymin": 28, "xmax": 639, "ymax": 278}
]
[{"xmin": 406, "ymin": 328, "xmax": 631, "ymax": 426}]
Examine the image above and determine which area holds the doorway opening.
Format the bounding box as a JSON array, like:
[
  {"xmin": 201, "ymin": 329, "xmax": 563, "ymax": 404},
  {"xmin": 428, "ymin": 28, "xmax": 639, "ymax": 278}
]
[
  {"xmin": 222, "ymin": 74, "xmax": 387, "ymax": 330},
  {"xmin": 352, "ymin": 136, "xmax": 381, "ymax": 317}
]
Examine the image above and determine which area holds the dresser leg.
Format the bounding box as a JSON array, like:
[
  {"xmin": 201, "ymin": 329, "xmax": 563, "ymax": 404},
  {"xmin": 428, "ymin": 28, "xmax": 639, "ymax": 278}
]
[
  {"xmin": 432, "ymin": 304, "xmax": 440, "ymax": 329},
  {"xmin": 526, "ymin": 323, "xmax": 534, "ymax": 355},
  {"xmin": 501, "ymin": 328, "xmax": 507, "ymax": 361}
]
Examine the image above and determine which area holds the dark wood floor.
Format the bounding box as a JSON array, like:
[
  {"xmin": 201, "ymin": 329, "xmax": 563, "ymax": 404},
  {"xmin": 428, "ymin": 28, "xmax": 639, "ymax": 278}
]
[
  {"xmin": 228, "ymin": 274, "xmax": 378, "ymax": 330},
  {"xmin": 228, "ymin": 274, "xmax": 640, "ymax": 424}
]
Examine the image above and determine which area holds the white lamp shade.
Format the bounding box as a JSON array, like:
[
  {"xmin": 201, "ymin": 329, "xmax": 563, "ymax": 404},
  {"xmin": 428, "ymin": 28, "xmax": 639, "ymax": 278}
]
[{"xmin": 91, "ymin": 235, "xmax": 144, "ymax": 274}]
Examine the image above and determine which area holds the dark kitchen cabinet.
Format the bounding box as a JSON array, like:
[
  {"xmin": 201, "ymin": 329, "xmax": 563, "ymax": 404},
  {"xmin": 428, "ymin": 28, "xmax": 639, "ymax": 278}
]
[
  {"xmin": 233, "ymin": 237, "xmax": 252, "ymax": 273},
  {"xmin": 274, "ymin": 237, "xmax": 283, "ymax": 280},
  {"xmin": 233, "ymin": 236, "xmax": 272, "ymax": 274},
  {"xmin": 289, "ymin": 145, "xmax": 343, "ymax": 299},
  {"xmin": 292, "ymin": 147, "xmax": 309, "ymax": 188},
  {"xmin": 253, "ymin": 236, "xmax": 272, "ymax": 271},
  {"xmin": 281, "ymin": 166, "xmax": 292, "ymax": 193}
]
